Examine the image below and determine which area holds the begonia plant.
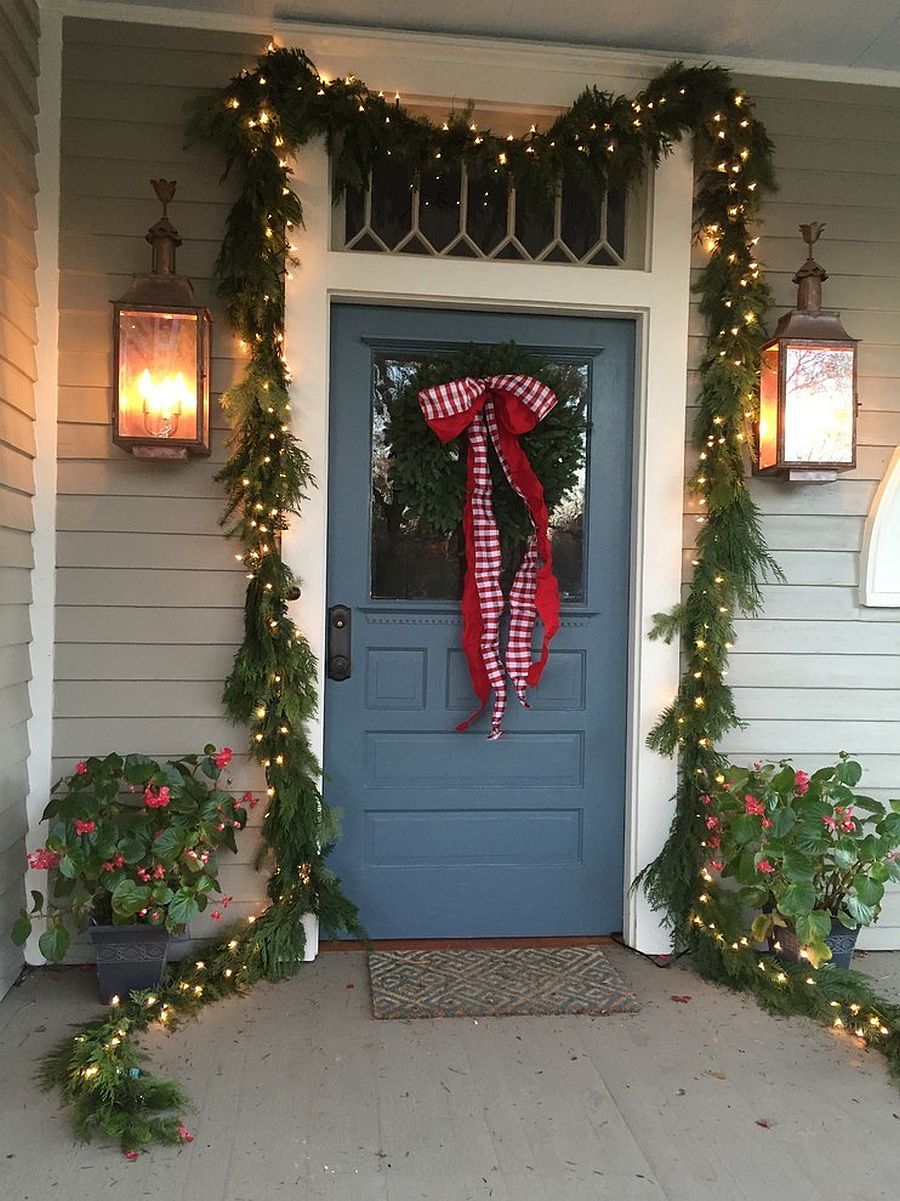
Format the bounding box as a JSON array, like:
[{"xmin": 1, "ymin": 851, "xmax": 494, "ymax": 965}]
[
  {"xmin": 702, "ymin": 754, "xmax": 900, "ymax": 967},
  {"xmin": 12, "ymin": 747, "xmax": 251, "ymax": 961}
]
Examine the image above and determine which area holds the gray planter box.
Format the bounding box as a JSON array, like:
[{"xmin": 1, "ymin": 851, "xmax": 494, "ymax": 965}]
[{"xmin": 89, "ymin": 923, "xmax": 172, "ymax": 1003}]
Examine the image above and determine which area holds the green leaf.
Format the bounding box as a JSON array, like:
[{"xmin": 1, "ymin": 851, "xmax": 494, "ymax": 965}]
[
  {"xmin": 782, "ymin": 852, "xmax": 816, "ymax": 882},
  {"xmin": 58, "ymin": 855, "xmax": 77, "ymax": 879},
  {"xmin": 771, "ymin": 765, "xmax": 795, "ymax": 793},
  {"xmin": 11, "ymin": 912, "xmax": 32, "ymax": 945},
  {"xmin": 750, "ymin": 913, "xmax": 772, "ymax": 943},
  {"xmin": 794, "ymin": 911, "xmax": 831, "ymax": 947},
  {"xmin": 120, "ymin": 833, "xmax": 149, "ymax": 864},
  {"xmin": 38, "ymin": 923, "xmax": 70, "ymax": 963},
  {"xmin": 52, "ymin": 875, "xmax": 75, "ymax": 899},
  {"xmin": 151, "ymin": 827, "xmax": 182, "ymax": 862},
  {"xmin": 850, "ymin": 795, "xmax": 884, "ymax": 815},
  {"xmin": 770, "ymin": 808, "xmax": 796, "ymax": 839},
  {"xmin": 776, "ymin": 882, "xmax": 816, "ymax": 919},
  {"xmin": 852, "ymin": 874, "xmax": 884, "ymax": 908},
  {"xmin": 123, "ymin": 753, "xmax": 157, "ymax": 785},
  {"xmin": 111, "ymin": 878, "xmax": 152, "ymax": 918},
  {"xmin": 29, "ymin": 890, "xmax": 44, "ymax": 913},
  {"xmin": 151, "ymin": 884, "xmax": 174, "ymax": 905},
  {"xmin": 729, "ymin": 814, "xmax": 759, "ymax": 846},
  {"xmin": 890, "ymin": 799, "xmax": 900, "ymax": 815},
  {"xmin": 167, "ymin": 888, "xmax": 200, "ymax": 927},
  {"xmin": 844, "ymin": 894, "xmax": 876, "ymax": 927},
  {"xmin": 792, "ymin": 821, "xmax": 826, "ymax": 855},
  {"xmin": 836, "ymin": 759, "xmax": 863, "ymax": 787}
]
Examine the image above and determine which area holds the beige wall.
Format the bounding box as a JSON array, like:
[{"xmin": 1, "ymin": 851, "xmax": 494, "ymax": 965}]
[
  {"xmin": 49, "ymin": 18, "xmax": 900, "ymax": 944},
  {"xmin": 55, "ymin": 17, "xmax": 270, "ymax": 939},
  {"xmin": 691, "ymin": 76, "xmax": 900, "ymax": 938},
  {"xmin": 0, "ymin": 0, "xmax": 40, "ymax": 994}
]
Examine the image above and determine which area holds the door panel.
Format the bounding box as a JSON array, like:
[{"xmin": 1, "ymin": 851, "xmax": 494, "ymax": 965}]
[{"xmin": 325, "ymin": 305, "xmax": 634, "ymax": 937}]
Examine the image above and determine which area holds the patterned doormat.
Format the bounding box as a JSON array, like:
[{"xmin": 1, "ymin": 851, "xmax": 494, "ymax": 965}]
[{"xmin": 368, "ymin": 946, "xmax": 640, "ymax": 1019}]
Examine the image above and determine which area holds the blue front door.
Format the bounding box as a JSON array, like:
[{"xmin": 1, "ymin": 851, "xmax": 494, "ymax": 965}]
[{"xmin": 325, "ymin": 305, "xmax": 634, "ymax": 937}]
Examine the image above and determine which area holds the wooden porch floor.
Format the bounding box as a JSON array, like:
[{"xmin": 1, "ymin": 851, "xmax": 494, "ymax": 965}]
[{"xmin": 1, "ymin": 946, "xmax": 898, "ymax": 1199}]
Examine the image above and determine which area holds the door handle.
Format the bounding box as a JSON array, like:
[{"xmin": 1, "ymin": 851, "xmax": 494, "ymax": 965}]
[{"xmin": 327, "ymin": 605, "xmax": 352, "ymax": 680}]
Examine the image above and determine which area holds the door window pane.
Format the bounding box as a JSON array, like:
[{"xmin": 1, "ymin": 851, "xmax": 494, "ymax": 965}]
[{"xmin": 371, "ymin": 354, "xmax": 589, "ymax": 603}]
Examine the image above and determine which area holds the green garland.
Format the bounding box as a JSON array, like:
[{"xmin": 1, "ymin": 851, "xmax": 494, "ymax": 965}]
[{"xmin": 38, "ymin": 45, "xmax": 900, "ymax": 1157}]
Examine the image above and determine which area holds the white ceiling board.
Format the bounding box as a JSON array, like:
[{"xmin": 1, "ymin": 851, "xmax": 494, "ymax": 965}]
[{"xmin": 72, "ymin": 0, "xmax": 900, "ymax": 76}]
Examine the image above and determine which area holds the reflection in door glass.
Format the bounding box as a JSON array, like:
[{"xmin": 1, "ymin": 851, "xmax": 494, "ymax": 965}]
[{"xmin": 371, "ymin": 354, "xmax": 589, "ymax": 603}]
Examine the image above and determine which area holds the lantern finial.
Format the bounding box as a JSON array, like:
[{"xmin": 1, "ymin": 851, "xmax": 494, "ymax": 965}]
[
  {"xmin": 146, "ymin": 179, "xmax": 182, "ymax": 276},
  {"xmin": 793, "ymin": 221, "xmax": 828, "ymax": 315}
]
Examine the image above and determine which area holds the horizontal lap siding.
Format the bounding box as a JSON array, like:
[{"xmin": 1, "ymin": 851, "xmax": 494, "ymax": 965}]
[
  {"xmin": 56, "ymin": 18, "xmax": 270, "ymax": 947},
  {"xmin": 689, "ymin": 75, "xmax": 900, "ymax": 946},
  {"xmin": 0, "ymin": 0, "xmax": 39, "ymax": 994}
]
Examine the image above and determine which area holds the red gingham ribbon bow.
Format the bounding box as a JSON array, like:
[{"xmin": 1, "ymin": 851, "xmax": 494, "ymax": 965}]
[{"xmin": 418, "ymin": 374, "xmax": 561, "ymax": 739}]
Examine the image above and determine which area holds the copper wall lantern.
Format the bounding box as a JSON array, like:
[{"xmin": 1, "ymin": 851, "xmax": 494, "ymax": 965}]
[
  {"xmin": 112, "ymin": 180, "xmax": 212, "ymax": 459},
  {"xmin": 756, "ymin": 223, "xmax": 858, "ymax": 482}
]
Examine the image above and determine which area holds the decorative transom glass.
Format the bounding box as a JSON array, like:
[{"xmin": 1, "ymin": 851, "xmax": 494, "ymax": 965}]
[{"xmin": 336, "ymin": 151, "xmax": 641, "ymax": 267}]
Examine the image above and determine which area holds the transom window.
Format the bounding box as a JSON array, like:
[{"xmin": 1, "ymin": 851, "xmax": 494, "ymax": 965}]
[{"xmin": 334, "ymin": 150, "xmax": 646, "ymax": 267}]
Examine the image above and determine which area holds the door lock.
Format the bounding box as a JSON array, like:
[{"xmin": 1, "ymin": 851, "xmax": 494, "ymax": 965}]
[{"xmin": 327, "ymin": 605, "xmax": 352, "ymax": 680}]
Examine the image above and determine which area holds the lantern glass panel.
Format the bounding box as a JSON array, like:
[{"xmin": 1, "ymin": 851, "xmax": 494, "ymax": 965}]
[
  {"xmin": 758, "ymin": 342, "xmax": 779, "ymax": 471},
  {"xmin": 783, "ymin": 343, "xmax": 854, "ymax": 466},
  {"xmin": 117, "ymin": 310, "xmax": 199, "ymax": 442}
]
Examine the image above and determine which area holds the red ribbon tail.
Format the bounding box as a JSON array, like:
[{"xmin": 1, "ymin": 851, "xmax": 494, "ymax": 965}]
[{"xmin": 456, "ymin": 441, "xmax": 490, "ymax": 732}]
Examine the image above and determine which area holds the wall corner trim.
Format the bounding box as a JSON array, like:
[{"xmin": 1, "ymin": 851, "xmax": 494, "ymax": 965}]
[{"xmin": 24, "ymin": 4, "xmax": 64, "ymax": 965}]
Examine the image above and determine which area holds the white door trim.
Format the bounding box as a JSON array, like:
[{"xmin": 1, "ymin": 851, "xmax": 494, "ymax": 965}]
[{"xmin": 282, "ymin": 41, "xmax": 691, "ymax": 955}]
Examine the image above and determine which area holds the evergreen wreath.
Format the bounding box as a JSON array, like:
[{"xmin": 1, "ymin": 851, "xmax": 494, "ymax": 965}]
[
  {"xmin": 381, "ymin": 342, "xmax": 588, "ymax": 547},
  {"xmin": 37, "ymin": 44, "xmax": 900, "ymax": 1159}
]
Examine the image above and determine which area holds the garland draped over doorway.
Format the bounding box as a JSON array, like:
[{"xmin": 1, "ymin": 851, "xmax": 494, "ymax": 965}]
[
  {"xmin": 42, "ymin": 44, "xmax": 900, "ymax": 1157},
  {"xmin": 188, "ymin": 45, "xmax": 779, "ymax": 966}
]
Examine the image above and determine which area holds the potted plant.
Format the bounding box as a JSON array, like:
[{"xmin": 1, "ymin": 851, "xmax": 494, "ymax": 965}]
[
  {"xmin": 702, "ymin": 754, "xmax": 900, "ymax": 968},
  {"xmin": 12, "ymin": 746, "xmax": 248, "ymax": 1001}
]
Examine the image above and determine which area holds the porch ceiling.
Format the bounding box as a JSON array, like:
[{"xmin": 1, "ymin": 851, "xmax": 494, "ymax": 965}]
[{"xmin": 93, "ymin": 0, "xmax": 900, "ymax": 72}]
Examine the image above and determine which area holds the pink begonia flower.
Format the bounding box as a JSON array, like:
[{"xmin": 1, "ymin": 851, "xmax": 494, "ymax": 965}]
[
  {"xmin": 707, "ymin": 833, "xmax": 720, "ymax": 849},
  {"xmin": 177, "ymin": 1125, "xmax": 194, "ymax": 1143},
  {"xmin": 137, "ymin": 867, "xmax": 150, "ymax": 882},
  {"xmin": 709, "ymin": 859, "xmax": 724, "ymax": 872},
  {"xmin": 125, "ymin": 1150, "xmax": 139, "ymax": 1162},
  {"xmin": 841, "ymin": 818, "xmax": 857, "ymax": 833},
  {"xmin": 700, "ymin": 794, "xmax": 712, "ymax": 806},
  {"xmin": 27, "ymin": 848, "xmax": 61, "ymax": 871},
  {"xmin": 214, "ymin": 747, "xmax": 233, "ymax": 769},
  {"xmin": 221, "ymin": 895, "xmax": 233, "ymax": 908},
  {"xmin": 74, "ymin": 819, "xmax": 96, "ymax": 835},
  {"xmin": 143, "ymin": 785, "xmax": 170, "ymax": 809},
  {"xmin": 75, "ymin": 761, "xmax": 88, "ymax": 775},
  {"xmin": 756, "ymin": 860, "xmax": 775, "ymax": 874},
  {"xmin": 761, "ymin": 817, "xmax": 773, "ymax": 829},
  {"xmin": 794, "ymin": 770, "xmax": 810, "ymax": 795},
  {"xmin": 154, "ymin": 864, "xmax": 166, "ymax": 879},
  {"xmin": 138, "ymin": 907, "xmax": 148, "ymax": 917},
  {"xmin": 211, "ymin": 910, "xmax": 222, "ymax": 921},
  {"xmin": 744, "ymin": 795, "xmax": 765, "ymax": 816},
  {"xmin": 705, "ymin": 815, "xmax": 719, "ymax": 830}
]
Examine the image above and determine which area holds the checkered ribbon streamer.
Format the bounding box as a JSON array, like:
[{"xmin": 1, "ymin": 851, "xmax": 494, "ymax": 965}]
[{"xmin": 418, "ymin": 374, "xmax": 561, "ymax": 739}]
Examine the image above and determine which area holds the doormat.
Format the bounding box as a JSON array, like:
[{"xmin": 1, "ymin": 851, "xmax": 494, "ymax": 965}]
[{"xmin": 368, "ymin": 945, "xmax": 640, "ymax": 1019}]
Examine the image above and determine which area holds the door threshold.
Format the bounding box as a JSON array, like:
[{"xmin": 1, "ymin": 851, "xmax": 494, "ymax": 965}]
[{"xmin": 320, "ymin": 934, "xmax": 616, "ymax": 952}]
